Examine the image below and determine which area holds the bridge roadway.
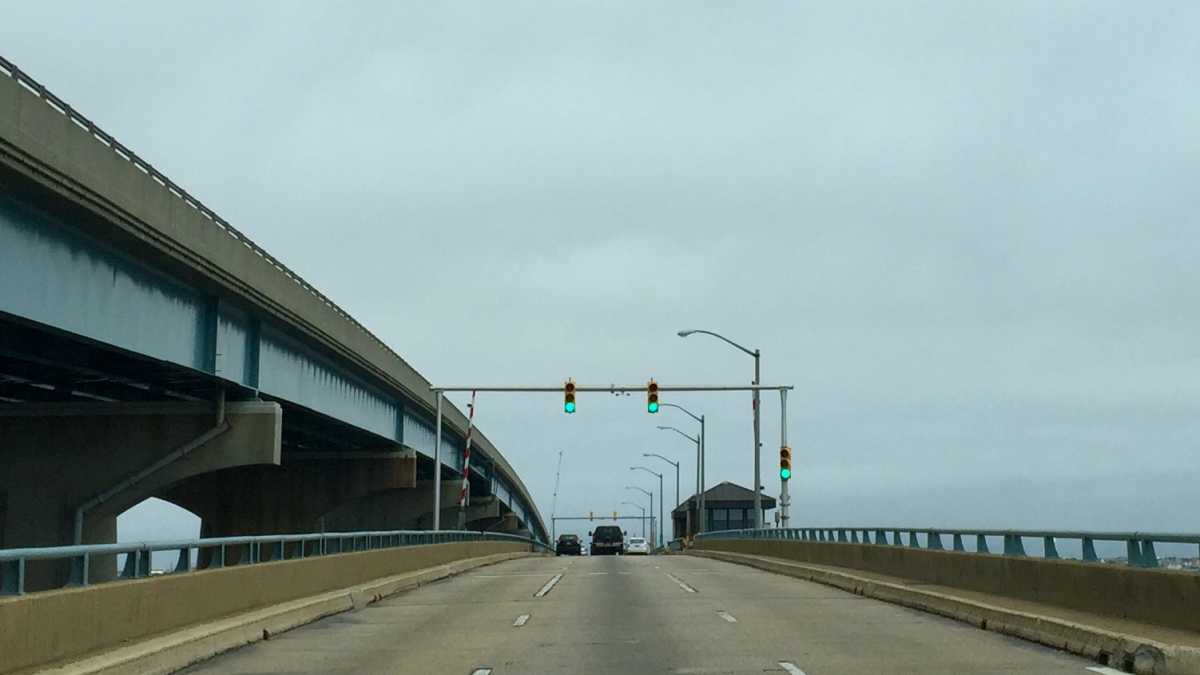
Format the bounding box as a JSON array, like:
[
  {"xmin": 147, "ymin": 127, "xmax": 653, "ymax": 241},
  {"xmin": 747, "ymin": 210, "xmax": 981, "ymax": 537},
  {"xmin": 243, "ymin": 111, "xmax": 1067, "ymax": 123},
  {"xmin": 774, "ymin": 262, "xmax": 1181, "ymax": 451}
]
[{"xmin": 180, "ymin": 554, "xmax": 1103, "ymax": 675}]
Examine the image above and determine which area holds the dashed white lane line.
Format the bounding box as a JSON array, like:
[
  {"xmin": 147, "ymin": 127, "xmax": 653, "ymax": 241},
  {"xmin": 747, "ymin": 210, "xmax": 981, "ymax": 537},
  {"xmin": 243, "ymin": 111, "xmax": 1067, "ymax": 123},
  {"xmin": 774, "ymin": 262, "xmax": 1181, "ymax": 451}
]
[
  {"xmin": 1086, "ymin": 668, "xmax": 1127, "ymax": 675},
  {"xmin": 587, "ymin": 571, "xmax": 609, "ymax": 575},
  {"xmin": 513, "ymin": 614, "xmax": 530, "ymax": 627},
  {"xmin": 664, "ymin": 572, "xmax": 698, "ymax": 593},
  {"xmin": 779, "ymin": 662, "xmax": 807, "ymax": 675},
  {"xmin": 534, "ymin": 573, "xmax": 564, "ymax": 598},
  {"xmin": 716, "ymin": 610, "xmax": 738, "ymax": 623}
]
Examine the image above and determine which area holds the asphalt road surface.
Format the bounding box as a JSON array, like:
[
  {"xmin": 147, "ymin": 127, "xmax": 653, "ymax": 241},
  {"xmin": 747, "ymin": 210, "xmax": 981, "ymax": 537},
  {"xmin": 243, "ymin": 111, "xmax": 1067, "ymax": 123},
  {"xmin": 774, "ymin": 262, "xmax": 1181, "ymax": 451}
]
[{"xmin": 180, "ymin": 553, "xmax": 1114, "ymax": 675}]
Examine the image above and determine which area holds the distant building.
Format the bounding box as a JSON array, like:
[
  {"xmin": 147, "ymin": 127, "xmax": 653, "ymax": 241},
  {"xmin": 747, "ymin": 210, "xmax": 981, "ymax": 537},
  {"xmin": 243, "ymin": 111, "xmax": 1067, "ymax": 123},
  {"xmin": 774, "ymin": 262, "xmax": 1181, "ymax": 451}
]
[{"xmin": 671, "ymin": 481, "xmax": 776, "ymax": 540}]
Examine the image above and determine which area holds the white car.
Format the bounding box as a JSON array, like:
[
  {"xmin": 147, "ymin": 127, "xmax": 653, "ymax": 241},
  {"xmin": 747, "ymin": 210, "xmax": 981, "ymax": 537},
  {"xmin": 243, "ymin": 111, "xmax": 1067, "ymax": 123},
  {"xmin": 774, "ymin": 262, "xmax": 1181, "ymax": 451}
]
[{"xmin": 625, "ymin": 537, "xmax": 650, "ymax": 555}]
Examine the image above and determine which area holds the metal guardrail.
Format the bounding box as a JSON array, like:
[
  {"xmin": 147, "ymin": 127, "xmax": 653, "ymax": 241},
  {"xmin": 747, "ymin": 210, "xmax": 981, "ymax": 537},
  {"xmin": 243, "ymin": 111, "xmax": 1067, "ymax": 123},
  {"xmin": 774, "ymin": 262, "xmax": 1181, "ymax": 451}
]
[
  {"xmin": 694, "ymin": 527, "xmax": 1200, "ymax": 569},
  {"xmin": 0, "ymin": 530, "xmax": 549, "ymax": 595}
]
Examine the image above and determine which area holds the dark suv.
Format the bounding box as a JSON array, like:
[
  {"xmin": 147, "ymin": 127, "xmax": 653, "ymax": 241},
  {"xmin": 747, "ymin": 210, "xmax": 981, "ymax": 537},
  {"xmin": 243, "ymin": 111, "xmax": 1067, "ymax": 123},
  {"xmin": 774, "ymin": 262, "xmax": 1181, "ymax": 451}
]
[
  {"xmin": 589, "ymin": 526, "xmax": 625, "ymax": 555},
  {"xmin": 555, "ymin": 534, "xmax": 582, "ymax": 556}
]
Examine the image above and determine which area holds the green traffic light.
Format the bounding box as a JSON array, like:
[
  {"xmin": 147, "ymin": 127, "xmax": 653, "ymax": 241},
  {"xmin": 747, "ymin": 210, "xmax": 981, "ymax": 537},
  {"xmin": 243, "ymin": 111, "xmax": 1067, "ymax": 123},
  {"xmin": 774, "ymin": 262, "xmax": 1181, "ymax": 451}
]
[
  {"xmin": 780, "ymin": 467, "xmax": 791, "ymax": 480},
  {"xmin": 565, "ymin": 401, "xmax": 576, "ymax": 414},
  {"xmin": 647, "ymin": 402, "xmax": 659, "ymax": 413}
]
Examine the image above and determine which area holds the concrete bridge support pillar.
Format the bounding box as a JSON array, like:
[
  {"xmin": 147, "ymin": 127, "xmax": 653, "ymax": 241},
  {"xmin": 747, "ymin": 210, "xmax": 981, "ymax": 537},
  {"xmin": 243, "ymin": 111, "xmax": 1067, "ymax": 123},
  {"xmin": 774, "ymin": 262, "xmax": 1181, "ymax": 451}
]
[{"xmin": 0, "ymin": 401, "xmax": 282, "ymax": 590}]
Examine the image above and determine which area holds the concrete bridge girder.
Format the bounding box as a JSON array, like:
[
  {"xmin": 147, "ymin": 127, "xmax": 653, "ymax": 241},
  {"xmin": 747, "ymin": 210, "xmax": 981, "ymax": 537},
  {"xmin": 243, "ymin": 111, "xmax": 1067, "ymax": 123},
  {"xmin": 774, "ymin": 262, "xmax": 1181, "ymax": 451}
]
[
  {"xmin": 160, "ymin": 455, "xmax": 417, "ymax": 540},
  {"xmin": 0, "ymin": 401, "xmax": 282, "ymax": 589},
  {"xmin": 318, "ymin": 480, "xmax": 462, "ymax": 533}
]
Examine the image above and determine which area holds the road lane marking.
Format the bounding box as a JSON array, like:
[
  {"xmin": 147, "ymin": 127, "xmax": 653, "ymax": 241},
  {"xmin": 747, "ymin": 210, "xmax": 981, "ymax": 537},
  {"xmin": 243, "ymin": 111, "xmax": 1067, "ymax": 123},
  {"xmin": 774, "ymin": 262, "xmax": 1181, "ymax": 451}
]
[
  {"xmin": 471, "ymin": 669, "xmax": 493, "ymax": 675},
  {"xmin": 587, "ymin": 571, "xmax": 608, "ymax": 575},
  {"xmin": 1086, "ymin": 669, "xmax": 1127, "ymax": 675},
  {"xmin": 716, "ymin": 610, "xmax": 738, "ymax": 623},
  {"xmin": 779, "ymin": 662, "xmax": 807, "ymax": 675},
  {"xmin": 513, "ymin": 614, "xmax": 530, "ymax": 627},
  {"xmin": 664, "ymin": 572, "xmax": 698, "ymax": 593},
  {"xmin": 535, "ymin": 573, "xmax": 563, "ymax": 597},
  {"xmin": 475, "ymin": 573, "xmax": 565, "ymax": 578}
]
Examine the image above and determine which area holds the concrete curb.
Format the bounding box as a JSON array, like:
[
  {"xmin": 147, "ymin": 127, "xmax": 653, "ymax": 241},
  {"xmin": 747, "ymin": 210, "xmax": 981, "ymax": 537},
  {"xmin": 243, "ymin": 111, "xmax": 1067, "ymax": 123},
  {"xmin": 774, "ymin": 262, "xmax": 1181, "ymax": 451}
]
[
  {"xmin": 32, "ymin": 552, "xmax": 540, "ymax": 675},
  {"xmin": 690, "ymin": 549, "xmax": 1200, "ymax": 675}
]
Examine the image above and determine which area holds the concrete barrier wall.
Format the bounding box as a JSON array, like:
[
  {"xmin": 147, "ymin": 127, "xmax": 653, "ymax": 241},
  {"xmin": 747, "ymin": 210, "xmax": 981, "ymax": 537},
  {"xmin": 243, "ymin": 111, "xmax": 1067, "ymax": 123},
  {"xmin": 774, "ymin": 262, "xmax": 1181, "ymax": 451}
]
[
  {"xmin": 0, "ymin": 541, "xmax": 530, "ymax": 673},
  {"xmin": 695, "ymin": 539, "xmax": 1200, "ymax": 632}
]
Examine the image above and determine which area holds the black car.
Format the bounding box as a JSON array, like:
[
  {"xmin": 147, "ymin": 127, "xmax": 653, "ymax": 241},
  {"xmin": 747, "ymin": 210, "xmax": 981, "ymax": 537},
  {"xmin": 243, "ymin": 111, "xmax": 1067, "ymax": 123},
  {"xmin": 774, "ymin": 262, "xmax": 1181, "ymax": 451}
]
[
  {"xmin": 589, "ymin": 526, "xmax": 625, "ymax": 555},
  {"xmin": 555, "ymin": 534, "xmax": 582, "ymax": 556}
]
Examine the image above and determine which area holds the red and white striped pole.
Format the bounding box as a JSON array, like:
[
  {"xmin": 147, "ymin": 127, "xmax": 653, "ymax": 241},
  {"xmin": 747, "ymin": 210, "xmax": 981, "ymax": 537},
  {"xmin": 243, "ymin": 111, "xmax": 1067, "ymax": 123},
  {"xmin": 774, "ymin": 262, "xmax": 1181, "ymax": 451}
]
[{"xmin": 457, "ymin": 390, "xmax": 477, "ymax": 527}]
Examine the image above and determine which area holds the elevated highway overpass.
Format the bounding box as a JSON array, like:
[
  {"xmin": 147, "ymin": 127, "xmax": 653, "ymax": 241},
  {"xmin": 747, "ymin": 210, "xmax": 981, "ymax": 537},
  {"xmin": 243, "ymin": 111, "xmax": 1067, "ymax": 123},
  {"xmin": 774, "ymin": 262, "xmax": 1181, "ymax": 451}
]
[{"xmin": 0, "ymin": 56, "xmax": 546, "ymax": 587}]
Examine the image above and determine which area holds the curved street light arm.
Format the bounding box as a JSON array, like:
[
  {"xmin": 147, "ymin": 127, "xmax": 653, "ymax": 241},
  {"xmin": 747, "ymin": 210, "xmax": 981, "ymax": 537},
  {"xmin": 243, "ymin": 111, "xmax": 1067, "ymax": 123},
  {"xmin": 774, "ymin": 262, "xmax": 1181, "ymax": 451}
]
[
  {"xmin": 657, "ymin": 425, "xmax": 698, "ymax": 444},
  {"xmin": 677, "ymin": 329, "xmax": 757, "ymax": 358},
  {"xmin": 657, "ymin": 402, "xmax": 702, "ymax": 424},
  {"xmin": 630, "ymin": 465, "xmax": 662, "ymax": 478},
  {"xmin": 624, "ymin": 485, "xmax": 652, "ymax": 497},
  {"xmin": 642, "ymin": 452, "xmax": 679, "ymax": 468}
]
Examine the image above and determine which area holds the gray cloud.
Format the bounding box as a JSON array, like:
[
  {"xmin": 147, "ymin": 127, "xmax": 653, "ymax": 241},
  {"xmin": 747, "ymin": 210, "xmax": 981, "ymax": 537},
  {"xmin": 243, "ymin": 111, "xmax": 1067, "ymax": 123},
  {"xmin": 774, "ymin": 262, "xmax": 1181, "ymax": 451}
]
[{"xmin": 4, "ymin": 1, "xmax": 1198, "ymax": 539}]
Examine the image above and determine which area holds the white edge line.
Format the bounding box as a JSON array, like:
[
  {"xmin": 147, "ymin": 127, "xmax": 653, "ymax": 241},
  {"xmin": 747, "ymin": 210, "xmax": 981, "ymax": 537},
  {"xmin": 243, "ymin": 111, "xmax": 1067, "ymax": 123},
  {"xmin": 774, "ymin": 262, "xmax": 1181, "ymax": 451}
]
[
  {"xmin": 779, "ymin": 662, "xmax": 807, "ymax": 675},
  {"xmin": 664, "ymin": 572, "xmax": 698, "ymax": 593},
  {"xmin": 1086, "ymin": 669, "xmax": 1127, "ymax": 675},
  {"xmin": 535, "ymin": 573, "xmax": 564, "ymax": 598}
]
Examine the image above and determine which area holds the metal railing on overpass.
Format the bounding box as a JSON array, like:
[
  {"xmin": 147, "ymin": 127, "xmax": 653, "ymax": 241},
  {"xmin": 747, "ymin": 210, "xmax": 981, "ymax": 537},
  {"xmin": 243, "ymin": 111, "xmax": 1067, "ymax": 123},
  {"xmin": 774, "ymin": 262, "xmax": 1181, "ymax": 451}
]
[
  {"xmin": 694, "ymin": 527, "xmax": 1200, "ymax": 569},
  {"xmin": 0, "ymin": 530, "xmax": 550, "ymax": 596}
]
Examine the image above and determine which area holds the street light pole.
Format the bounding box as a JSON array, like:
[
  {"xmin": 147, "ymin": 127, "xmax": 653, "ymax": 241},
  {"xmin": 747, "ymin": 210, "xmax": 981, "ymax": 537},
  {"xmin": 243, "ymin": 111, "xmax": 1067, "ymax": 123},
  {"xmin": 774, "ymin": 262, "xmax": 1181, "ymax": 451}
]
[
  {"xmin": 643, "ymin": 453, "xmax": 679, "ymax": 540},
  {"xmin": 678, "ymin": 329, "xmax": 763, "ymax": 528},
  {"xmin": 625, "ymin": 486, "xmax": 654, "ymax": 547},
  {"xmin": 621, "ymin": 501, "xmax": 646, "ymax": 536},
  {"xmin": 657, "ymin": 422, "xmax": 702, "ymax": 533},
  {"xmin": 631, "ymin": 466, "xmax": 664, "ymax": 548}
]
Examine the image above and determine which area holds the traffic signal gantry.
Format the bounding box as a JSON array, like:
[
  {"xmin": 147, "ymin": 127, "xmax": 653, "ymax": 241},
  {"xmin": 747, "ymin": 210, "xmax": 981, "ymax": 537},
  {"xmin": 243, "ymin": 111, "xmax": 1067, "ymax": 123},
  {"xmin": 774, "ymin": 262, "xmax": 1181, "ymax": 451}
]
[{"xmin": 428, "ymin": 381, "xmax": 795, "ymax": 531}]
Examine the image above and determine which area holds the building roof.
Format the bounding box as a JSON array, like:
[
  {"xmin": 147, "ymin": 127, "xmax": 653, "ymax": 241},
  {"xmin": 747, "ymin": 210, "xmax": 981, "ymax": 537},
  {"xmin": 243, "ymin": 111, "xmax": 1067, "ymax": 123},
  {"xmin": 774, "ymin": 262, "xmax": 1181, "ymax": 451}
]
[{"xmin": 672, "ymin": 481, "xmax": 777, "ymax": 514}]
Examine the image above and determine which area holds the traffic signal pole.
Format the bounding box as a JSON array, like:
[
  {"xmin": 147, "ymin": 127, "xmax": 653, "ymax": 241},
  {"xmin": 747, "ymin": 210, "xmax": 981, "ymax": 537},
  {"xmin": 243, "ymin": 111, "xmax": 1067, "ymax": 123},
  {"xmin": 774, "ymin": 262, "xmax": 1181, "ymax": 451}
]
[{"xmin": 779, "ymin": 388, "xmax": 790, "ymax": 527}]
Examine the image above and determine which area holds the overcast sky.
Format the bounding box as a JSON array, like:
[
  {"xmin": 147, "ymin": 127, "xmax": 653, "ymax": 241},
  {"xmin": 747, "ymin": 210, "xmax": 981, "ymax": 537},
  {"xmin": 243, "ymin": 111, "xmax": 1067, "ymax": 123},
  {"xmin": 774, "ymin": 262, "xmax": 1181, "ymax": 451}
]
[{"xmin": 4, "ymin": 2, "xmax": 1198, "ymax": 543}]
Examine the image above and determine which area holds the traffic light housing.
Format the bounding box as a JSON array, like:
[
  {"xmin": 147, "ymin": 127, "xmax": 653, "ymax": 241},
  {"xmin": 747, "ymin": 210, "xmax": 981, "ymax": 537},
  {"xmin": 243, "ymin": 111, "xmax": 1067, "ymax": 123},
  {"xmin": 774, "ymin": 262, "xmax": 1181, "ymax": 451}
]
[
  {"xmin": 647, "ymin": 379, "xmax": 659, "ymax": 413},
  {"xmin": 564, "ymin": 379, "xmax": 576, "ymax": 414},
  {"xmin": 780, "ymin": 446, "xmax": 792, "ymax": 480}
]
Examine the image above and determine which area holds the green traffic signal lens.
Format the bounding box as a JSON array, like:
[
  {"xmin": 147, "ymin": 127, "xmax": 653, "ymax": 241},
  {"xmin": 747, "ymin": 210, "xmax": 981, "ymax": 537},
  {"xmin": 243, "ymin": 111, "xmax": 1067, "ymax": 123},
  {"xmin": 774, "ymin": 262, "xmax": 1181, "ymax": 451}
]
[
  {"xmin": 647, "ymin": 402, "xmax": 659, "ymax": 413},
  {"xmin": 780, "ymin": 467, "xmax": 791, "ymax": 480},
  {"xmin": 564, "ymin": 401, "xmax": 576, "ymax": 413}
]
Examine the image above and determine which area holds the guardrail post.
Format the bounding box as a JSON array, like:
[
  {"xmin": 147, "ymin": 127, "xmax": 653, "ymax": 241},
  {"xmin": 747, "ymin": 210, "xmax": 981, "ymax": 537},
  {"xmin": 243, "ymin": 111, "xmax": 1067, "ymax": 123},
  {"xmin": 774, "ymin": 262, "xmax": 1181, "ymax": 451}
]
[
  {"xmin": 837, "ymin": 529, "xmax": 847, "ymax": 543},
  {"xmin": 2, "ymin": 558, "xmax": 26, "ymax": 595},
  {"xmin": 927, "ymin": 532, "xmax": 943, "ymax": 550},
  {"xmin": 175, "ymin": 548, "xmax": 190, "ymax": 573},
  {"xmin": 892, "ymin": 530, "xmax": 903, "ymax": 546},
  {"xmin": 1043, "ymin": 536, "xmax": 1060, "ymax": 559},
  {"xmin": 1003, "ymin": 534, "xmax": 1026, "ymax": 556},
  {"xmin": 120, "ymin": 552, "xmax": 138, "ymax": 578},
  {"xmin": 849, "ymin": 530, "xmax": 859, "ymax": 543},
  {"xmin": 1126, "ymin": 539, "xmax": 1143, "ymax": 566},
  {"xmin": 68, "ymin": 553, "xmax": 89, "ymax": 586},
  {"xmin": 1140, "ymin": 540, "xmax": 1159, "ymax": 568},
  {"xmin": 875, "ymin": 529, "xmax": 887, "ymax": 545},
  {"xmin": 214, "ymin": 545, "xmax": 226, "ymax": 568},
  {"xmin": 976, "ymin": 534, "xmax": 989, "ymax": 554},
  {"xmin": 249, "ymin": 542, "xmax": 260, "ymax": 564},
  {"xmin": 952, "ymin": 534, "xmax": 965, "ymax": 552},
  {"xmin": 908, "ymin": 532, "xmax": 920, "ymax": 548},
  {"xmin": 1082, "ymin": 537, "xmax": 1098, "ymax": 562}
]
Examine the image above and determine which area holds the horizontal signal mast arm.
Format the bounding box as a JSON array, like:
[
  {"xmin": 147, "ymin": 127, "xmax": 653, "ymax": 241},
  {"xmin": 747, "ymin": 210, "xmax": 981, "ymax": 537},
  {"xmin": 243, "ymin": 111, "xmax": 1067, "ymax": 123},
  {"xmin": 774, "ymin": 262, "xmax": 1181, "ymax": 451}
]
[{"xmin": 431, "ymin": 384, "xmax": 794, "ymax": 393}]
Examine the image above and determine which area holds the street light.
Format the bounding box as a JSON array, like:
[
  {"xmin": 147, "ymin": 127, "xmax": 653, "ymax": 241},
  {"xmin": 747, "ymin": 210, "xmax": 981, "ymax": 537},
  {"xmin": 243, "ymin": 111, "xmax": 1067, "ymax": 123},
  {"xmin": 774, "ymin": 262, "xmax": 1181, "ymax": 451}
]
[
  {"xmin": 621, "ymin": 500, "xmax": 646, "ymax": 537},
  {"xmin": 657, "ymin": 402, "xmax": 707, "ymax": 534},
  {"xmin": 678, "ymin": 328, "xmax": 764, "ymax": 528},
  {"xmin": 624, "ymin": 485, "xmax": 654, "ymax": 548},
  {"xmin": 631, "ymin": 466, "xmax": 664, "ymax": 548},
  {"xmin": 642, "ymin": 452, "xmax": 679, "ymax": 536},
  {"xmin": 657, "ymin": 424, "xmax": 703, "ymax": 532}
]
